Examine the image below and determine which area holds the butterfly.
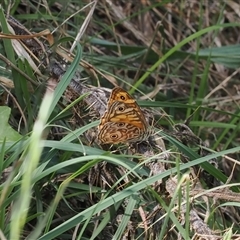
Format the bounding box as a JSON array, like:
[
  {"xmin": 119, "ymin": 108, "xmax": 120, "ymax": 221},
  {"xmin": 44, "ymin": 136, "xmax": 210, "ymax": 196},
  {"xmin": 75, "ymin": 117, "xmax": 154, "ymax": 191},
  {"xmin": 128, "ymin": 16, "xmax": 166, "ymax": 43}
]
[{"xmin": 97, "ymin": 87, "xmax": 152, "ymax": 144}]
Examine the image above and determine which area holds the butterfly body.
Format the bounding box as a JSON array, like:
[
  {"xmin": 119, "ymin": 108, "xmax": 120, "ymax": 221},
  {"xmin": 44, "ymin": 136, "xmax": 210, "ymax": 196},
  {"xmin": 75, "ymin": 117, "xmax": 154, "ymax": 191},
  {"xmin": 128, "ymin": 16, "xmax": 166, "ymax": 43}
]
[{"xmin": 97, "ymin": 87, "xmax": 152, "ymax": 144}]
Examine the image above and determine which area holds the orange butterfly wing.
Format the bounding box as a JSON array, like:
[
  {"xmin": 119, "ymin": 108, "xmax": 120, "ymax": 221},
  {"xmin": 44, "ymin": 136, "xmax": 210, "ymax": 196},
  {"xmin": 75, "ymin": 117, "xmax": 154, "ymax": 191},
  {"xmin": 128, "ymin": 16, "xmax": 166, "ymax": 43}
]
[{"xmin": 98, "ymin": 87, "xmax": 149, "ymax": 144}]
